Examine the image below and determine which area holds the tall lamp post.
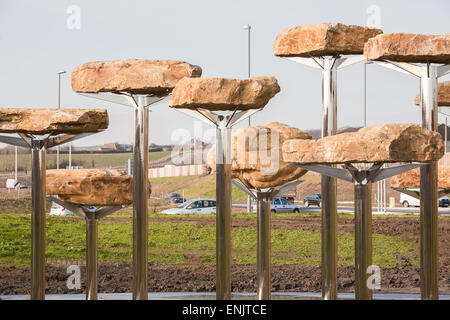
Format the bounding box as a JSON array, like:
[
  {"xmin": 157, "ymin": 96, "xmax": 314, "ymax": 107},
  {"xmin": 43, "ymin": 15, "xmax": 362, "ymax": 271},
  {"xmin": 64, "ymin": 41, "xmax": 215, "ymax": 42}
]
[
  {"xmin": 57, "ymin": 70, "xmax": 66, "ymax": 169},
  {"xmin": 243, "ymin": 24, "xmax": 252, "ymax": 213}
]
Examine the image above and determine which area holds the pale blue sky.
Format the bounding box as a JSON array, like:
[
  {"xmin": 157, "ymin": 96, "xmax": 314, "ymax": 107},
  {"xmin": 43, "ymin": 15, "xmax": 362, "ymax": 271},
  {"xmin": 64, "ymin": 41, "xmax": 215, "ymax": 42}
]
[{"xmin": 0, "ymin": 0, "xmax": 449, "ymax": 146}]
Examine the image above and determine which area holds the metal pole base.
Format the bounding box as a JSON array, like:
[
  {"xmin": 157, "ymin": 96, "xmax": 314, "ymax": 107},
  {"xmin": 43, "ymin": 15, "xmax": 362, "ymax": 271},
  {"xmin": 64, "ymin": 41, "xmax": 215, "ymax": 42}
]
[
  {"xmin": 256, "ymin": 192, "xmax": 271, "ymax": 300},
  {"xmin": 31, "ymin": 141, "xmax": 46, "ymax": 300},
  {"xmin": 85, "ymin": 214, "xmax": 98, "ymax": 300},
  {"xmin": 420, "ymin": 162, "xmax": 438, "ymax": 300},
  {"xmin": 354, "ymin": 181, "xmax": 372, "ymax": 300},
  {"xmin": 321, "ymin": 175, "xmax": 337, "ymax": 300},
  {"xmin": 215, "ymin": 122, "xmax": 232, "ymax": 300}
]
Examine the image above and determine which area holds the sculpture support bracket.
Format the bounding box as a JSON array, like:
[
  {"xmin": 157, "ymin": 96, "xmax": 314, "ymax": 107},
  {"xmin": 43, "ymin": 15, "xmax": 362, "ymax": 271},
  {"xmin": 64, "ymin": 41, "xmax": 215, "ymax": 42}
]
[
  {"xmin": 232, "ymin": 178, "xmax": 303, "ymax": 300},
  {"xmin": 281, "ymin": 53, "xmax": 366, "ymax": 300},
  {"xmin": 294, "ymin": 161, "xmax": 425, "ymax": 299},
  {"xmin": 0, "ymin": 131, "xmax": 95, "ymax": 300},
  {"xmin": 47, "ymin": 195, "xmax": 122, "ymax": 300},
  {"xmin": 172, "ymin": 107, "xmax": 256, "ymax": 300},
  {"xmin": 374, "ymin": 59, "xmax": 449, "ymax": 300},
  {"xmin": 80, "ymin": 91, "xmax": 170, "ymax": 300}
]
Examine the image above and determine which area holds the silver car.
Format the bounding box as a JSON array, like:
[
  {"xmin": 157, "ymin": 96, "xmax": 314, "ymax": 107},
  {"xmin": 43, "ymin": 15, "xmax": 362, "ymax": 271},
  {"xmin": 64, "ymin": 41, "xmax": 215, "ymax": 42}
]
[
  {"xmin": 161, "ymin": 198, "xmax": 216, "ymax": 215},
  {"xmin": 253, "ymin": 197, "xmax": 301, "ymax": 213}
]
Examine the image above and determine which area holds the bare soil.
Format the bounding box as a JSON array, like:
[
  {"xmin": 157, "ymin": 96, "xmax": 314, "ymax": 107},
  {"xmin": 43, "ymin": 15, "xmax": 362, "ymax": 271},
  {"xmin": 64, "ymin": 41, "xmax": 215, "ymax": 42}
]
[{"xmin": 1, "ymin": 214, "xmax": 449, "ymax": 295}]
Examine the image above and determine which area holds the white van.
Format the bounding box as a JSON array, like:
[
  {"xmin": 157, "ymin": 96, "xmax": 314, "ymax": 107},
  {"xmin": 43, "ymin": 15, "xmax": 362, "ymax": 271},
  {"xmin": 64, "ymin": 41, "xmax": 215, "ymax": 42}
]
[{"xmin": 400, "ymin": 193, "xmax": 420, "ymax": 207}]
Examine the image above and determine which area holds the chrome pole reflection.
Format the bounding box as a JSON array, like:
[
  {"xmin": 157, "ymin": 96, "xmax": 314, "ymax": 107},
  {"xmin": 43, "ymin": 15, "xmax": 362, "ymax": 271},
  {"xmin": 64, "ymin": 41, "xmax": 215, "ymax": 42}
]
[
  {"xmin": 132, "ymin": 95, "xmax": 150, "ymax": 300},
  {"xmin": 419, "ymin": 64, "xmax": 438, "ymax": 300},
  {"xmin": 256, "ymin": 191, "xmax": 271, "ymax": 300},
  {"xmin": 321, "ymin": 57, "xmax": 338, "ymax": 300},
  {"xmin": 31, "ymin": 140, "xmax": 46, "ymax": 300},
  {"xmin": 215, "ymin": 119, "xmax": 232, "ymax": 300}
]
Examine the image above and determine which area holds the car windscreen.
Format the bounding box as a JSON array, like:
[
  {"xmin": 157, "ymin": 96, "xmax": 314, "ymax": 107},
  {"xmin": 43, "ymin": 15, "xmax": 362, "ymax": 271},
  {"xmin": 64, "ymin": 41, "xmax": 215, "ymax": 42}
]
[{"xmin": 177, "ymin": 201, "xmax": 192, "ymax": 208}]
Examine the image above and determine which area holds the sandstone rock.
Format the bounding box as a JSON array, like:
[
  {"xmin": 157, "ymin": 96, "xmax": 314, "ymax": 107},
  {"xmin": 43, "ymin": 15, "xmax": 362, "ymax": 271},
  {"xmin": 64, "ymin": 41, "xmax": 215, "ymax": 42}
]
[
  {"xmin": 283, "ymin": 124, "xmax": 444, "ymax": 164},
  {"xmin": 390, "ymin": 167, "xmax": 450, "ymax": 189},
  {"xmin": 46, "ymin": 169, "xmax": 150, "ymax": 206},
  {"xmin": 364, "ymin": 33, "xmax": 450, "ymax": 64},
  {"xmin": 169, "ymin": 77, "xmax": 280, "ymax": 111},
  {"xmin": 72, "ymin": 59, "xmax": 202, "ymax": 95},
  {"xmin": 0, "ymin": 108, "xmax": 108, "ymax": 135},
  {"xmin": 414, "ymin": 81, "xmax": 450, "ymax": 106},
  {"xmin": 207, "ymin": 122, "xmax": 311, "ymax": 189},
  {"xmin": 273, "ymin": 23, "xmax": 382, "ymax": 57}
]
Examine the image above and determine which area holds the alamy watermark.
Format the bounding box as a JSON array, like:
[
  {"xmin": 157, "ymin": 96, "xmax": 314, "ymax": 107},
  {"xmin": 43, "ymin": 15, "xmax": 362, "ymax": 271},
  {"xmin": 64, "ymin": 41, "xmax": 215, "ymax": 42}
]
[
  {"xmin": 66, "ymin": 265, "xmax": 81, "ymax": 289},
  {"xmin": 66, "ymin": 5, "xmax": 81, "ymax": 30},
  {"xmin": 366, "ymin": 4, "xmax": 381, "ymax": 29},
  {"xmin": 367, "ymin": 265, "xmax": 381, "ymax": 290}
]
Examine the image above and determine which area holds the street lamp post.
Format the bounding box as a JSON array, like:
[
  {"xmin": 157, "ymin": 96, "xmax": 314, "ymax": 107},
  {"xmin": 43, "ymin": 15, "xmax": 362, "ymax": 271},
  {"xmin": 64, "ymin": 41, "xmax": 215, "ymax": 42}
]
[
  {"xmin": 243, "ymin": 24, "xmax": 252, "ymax": 213},
  {"xmin": 57, "ymin": 70, "xmax": 66, "ymax": 169}
]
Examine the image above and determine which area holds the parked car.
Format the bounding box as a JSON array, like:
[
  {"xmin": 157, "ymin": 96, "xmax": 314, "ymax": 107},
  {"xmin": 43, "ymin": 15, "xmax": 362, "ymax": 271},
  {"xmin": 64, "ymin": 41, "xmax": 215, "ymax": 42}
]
[
  {"xmin": 400, "ymin": 190, "xmax": 420, "ymax": 207},
  {"xmin": 49, "ymin": 202, "xmax": 74, "ymax": 216},
  {"xmin": 439, "ymin": 196, "xmax": 450, "ymax": 207},
  {"xmin": 165, "ymin": 193, "xmax": 186, "ymax": 203},
  {"xmin": 303, "ymin": 193, "xmax": 321, "ymax": 207},
  {"xmin": 253, "ymin": 197, "xmax": 301, "ymax": 213},
  {"xmin": 161, "ymin": 198, "xmax": 216, "ymax": 215}
]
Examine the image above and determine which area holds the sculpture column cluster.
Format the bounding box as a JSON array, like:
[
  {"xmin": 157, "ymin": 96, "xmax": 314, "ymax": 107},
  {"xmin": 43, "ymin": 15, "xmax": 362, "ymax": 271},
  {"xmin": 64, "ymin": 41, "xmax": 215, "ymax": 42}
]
[{"xmin": 0, "ymin": 22, "xmax": 448, "ymax": 301}]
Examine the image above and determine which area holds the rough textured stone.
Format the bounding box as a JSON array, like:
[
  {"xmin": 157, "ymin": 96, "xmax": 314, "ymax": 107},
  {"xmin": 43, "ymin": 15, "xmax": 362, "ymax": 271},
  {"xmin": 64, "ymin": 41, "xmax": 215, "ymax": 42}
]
[
  {"xmin": 414, "ymin": 81, "xmax": 450, "ymax": 106},
  {"xmin": 390, "ymin": 167, "xmax": 450, "ymax": 189},
  {"xmin": 169, "ymin": 77, "xmax": 280, "ymax": 111},
  {"xmin": 273, "ymin": 23, "xmax": 382, "ymax": 57},
  {"xmin": 46, "ymin": 169, "xmax": 149, "ymax": 206},
  {"xmin": 207, "ymin": 122, "xmax": 311, "ymax": 189},
  {"xmin": 283, "ymin": 124, "xmax": 444, "ymax": 164},
  {"xmin": 0, "ymin": 108, "xmax": 108, "ymax": 135},
  {"xmin": 72, "ymin": 59, "xmax": 202, "ymax": 95},
  {"xmin": 364, "ymin": 33, "xmax": 450, "ymax": 64}
]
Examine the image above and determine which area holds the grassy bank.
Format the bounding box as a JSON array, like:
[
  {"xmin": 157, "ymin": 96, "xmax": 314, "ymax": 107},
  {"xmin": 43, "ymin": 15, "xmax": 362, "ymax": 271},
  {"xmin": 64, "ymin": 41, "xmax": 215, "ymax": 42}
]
[
  {"xmin": 0, "ymin": 214, "xmax": 418, "ymax": 268},
  {"xmin": 0, "ymin": 152, "xmax": 169, "ymax": 171}
]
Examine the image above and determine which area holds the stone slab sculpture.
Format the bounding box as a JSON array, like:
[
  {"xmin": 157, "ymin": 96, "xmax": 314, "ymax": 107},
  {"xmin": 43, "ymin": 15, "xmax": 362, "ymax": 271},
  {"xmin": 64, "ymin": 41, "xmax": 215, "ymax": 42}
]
[
  {"xmin": 169, "ymin": 76, "xmax": 280, "ymax": 111},
  {"xmin": 364, "ymin": 33, "xmax": 450, "ymax": 64},
  {"xmin": 46, "ymin": 169, "xmax": 144, "ymax": 206},
  {"xmin": 283, "ymin": 123, "xmax": 444, "ymax": 164},
  {"xmin": 71, "ymin": 59, "xmax": 202, "ymax": 95},
  {"xmin": 414, "ymin": 81, "xmax": 450, "ymax": 106},
  {"xmin": 273, "ymin": 22, "xmax": 382, "ymax": 57},
  {"xmin": 0, "ymin": 108, "xmax": 108, "ymax": 135},
  {"xmin": 207, "ymin": 122, "xmax": 311, "ymax": 189},
  {"xmin": 390, "ymin": 167, "xmax": 450, "ymax": 190}
]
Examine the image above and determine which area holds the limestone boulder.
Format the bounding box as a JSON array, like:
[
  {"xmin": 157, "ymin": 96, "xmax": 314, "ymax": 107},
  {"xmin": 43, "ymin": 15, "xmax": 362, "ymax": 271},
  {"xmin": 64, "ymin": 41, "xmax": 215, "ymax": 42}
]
[
  {"xmin": 364, "ymin": 33, "xmax": 450, "ymax": 64},
  {"xmin": 169, "ymin": 77, "xmax": 280, "ymax": 111},
  {"xmin": 414, "ymin": 81, "xmax": 450, "ymax": 106},
  {"xmin": 46, "ymin": 169, "xmax": 150, "ymax": 206},
  {"xmin": 72, "ymin": 59, "xmax": 202, "ymax": 95},
  {"xmin": 207, "ymin": 122, "xmax": 311, "ymax": 189},
  {"xmin": 283, "ymin": 124, "xmax": 444, "ymax": 164},
  {"xmin": 273, "ymin": 23, "xmax": 382, "ymax": 57},
  {"xmin": 390, "ymin": 167, "xmax": 450, "ymax": 189},
  {"xmin": 0, "ymin": 108, "xmax": 108, "ymax": 135}
]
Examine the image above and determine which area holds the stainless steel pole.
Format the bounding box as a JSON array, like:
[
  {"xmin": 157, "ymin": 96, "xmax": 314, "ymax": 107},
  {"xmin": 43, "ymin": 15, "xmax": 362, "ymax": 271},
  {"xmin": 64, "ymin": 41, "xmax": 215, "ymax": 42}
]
[
  {"xmin": 419, "ymin": 65, "xmax": 438, "ymax": 300},
  {"xmin": 354, "ymin": 181, "xmax": 373, "ymax": 300},
  {"xmin": 31, "ymin": 140, "xmax": 46, "ymax": 300},
  {"xmin": 445, "ymin": 117, "xmax": 448, "ymax": 155},
  {"xmin": 215, "ymin": 119, "xmax": 232, "ymax": 300},
  {"xmin": 256, "ymin": 191, "xmax": 271, "ymax": 300},
  {"xmin": 69, "ymin": 143, "xmax": 72, "ymax": 169},
  {"xmin": 321, "ymin": 57, "xmax": 338, "ymax": 300},
  {"xmin": 85, "ymin": 214, "xmax": 98, "ymax": 300},
  {"xmin": 132, "ymin": 96, "xmax": 149, "ymax": 300},
  {"xmin": 57, "ymin": 74, "xmax": 61, "ymax": 170},
  {"xmin": 15, "ymin": 146, "xmax": 18, "ymax": 181}
]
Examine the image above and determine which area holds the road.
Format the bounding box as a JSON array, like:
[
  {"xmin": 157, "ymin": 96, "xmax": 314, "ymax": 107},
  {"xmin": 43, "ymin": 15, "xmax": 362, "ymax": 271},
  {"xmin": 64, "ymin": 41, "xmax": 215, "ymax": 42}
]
[{"xmin": 232, "ymin": 204, "xmax": 450, "ymax": 215}]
